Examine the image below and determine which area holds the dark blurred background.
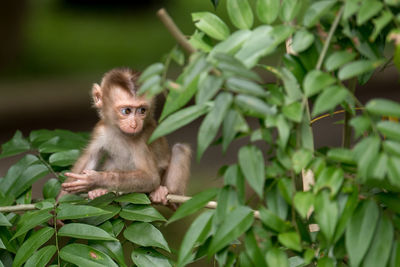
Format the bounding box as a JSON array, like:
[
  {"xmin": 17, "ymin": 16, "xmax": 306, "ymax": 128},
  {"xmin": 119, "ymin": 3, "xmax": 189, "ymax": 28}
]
[{"xmin": 0, "ymin": 0, "xmax": 399, "ymax": 264}]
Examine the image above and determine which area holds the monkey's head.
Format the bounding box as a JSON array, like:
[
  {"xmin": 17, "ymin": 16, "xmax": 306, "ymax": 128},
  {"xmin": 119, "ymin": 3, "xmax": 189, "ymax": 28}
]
[{"xmin": 92, "ymin": 68, "xmax": 154, "ymax": 136}]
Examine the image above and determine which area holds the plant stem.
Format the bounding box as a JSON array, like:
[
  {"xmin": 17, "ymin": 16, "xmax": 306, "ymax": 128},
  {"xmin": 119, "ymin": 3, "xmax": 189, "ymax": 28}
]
[
  {"xmin": 316, "ymin": 6, "xmax": 344, "ymax": 70},
  {"xmin": 37, "ymin": 153, "xmax": 60, "ymax": 179},
  {"xmin": 53, "ymin": 205, "xmax": 61, "ymax": 266},
  {"xmin": 157, "ymin": 8, "xmax": 196, "ymax": 54},
  {"xmin": 342, "ymin": 78, "xmax": 357, "ymax": 148}
]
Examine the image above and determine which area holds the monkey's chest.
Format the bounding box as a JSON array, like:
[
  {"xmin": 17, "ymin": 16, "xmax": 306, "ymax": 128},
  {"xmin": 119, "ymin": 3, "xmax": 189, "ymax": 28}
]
[{"xmin": 102, "ymin": 140, "xmax": 136, "ymax": 171}]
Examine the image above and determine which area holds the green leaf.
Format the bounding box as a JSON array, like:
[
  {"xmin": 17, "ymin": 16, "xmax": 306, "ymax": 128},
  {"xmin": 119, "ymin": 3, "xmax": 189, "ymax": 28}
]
[
  {"xmin": 0, "ymin": 131, "xmax": 30, "ymax": 159},
  {"xmin": 294, "ymin": 191, "xmax": 314, "ymax": 219},
  {"xmin": 197, "ymin": 93, "xmax": 233, "ymax": 160},
  {"xmin": 131, "ymin": 248, "xmax": 172, "ymax": 267},
  {"xmin": 314, "ymin": 190, "xmax": 339, "ymax": 243},
  {"xmin": 276, "ymin": 115, "xmax": 291, "ymax": 149},
  {"xmin": 150, "ymin": 103, "xmax": 210, "ymax": 143},
  {"xmin": 318, "ymin": 257, "xmax": 334, "ymax": 267},
  {"xmin": 12, "ymin": 163, "xmax": 49, "ymax": 198},
  {"xmin": 192, "ymin": 12, "xmax": 230, "ymax": 40},
  {"xmin": 222, "ymin": 109, "xmax": 249, "ymax": 152},
  {"xmin": 178, "ymin": 210, "xmax": 214, "ymax": 266},
  {"xmin": 314, "ymin": 167, "xmax": 344, "ymax": 197},
  {"xmin": 210, "ymin": 29, "xmax": 251, "ymax": 56},
  {"xmin": 0, "ymin": 213, "xmax": 11, "ymax": 227},
  {"xmin": 49, "ymin": 149, "xmax": 80, "ymax": 167},
  {"xmin": 195, "ymin": 74, "xmax": 223, "ymax": 104},
  {"xmin": 338, "ymin": 59, "xmax": 383, "ymax": 80},
  {"xmin": 25, "ymin": 245, "xmax": 56, "ymax": 267},
  {"xmin": 138, "ymin": 75, "xmax": 162, "ymax": 97},
  {"xmin": 13, "ymin": 209, "xmax": 53, "ymax": 240},
  {"xmin": 292, "ymin": 30, "xmax": 315, "ymax": 53},
  {"xmin": 280, "ymin": 0, "xmax": 301, "ymax": 22},
  {"xmin": 214, "ymin": 53, "xmax": 261, "ymax": 81},
  {"xmin": 301, "ymin": 110, "xmax": 314, "ymax": 150},
  {"xmin": 0, "ymin": 154, "xmax": 39, "ymax": 197},
  {"xmin": 226, "ymin": 77, "xmax": 268, "ymax": 98},
  {"xmin": 388, "ymin": 156, "xmax": 400, "ymax": 188},
  {"xmin": 363, "ymin": 215, "xmax": 393, "ymax": 267},
  {"xmin": 90, "ymin": 241, "xmax": 127, "ymax": 267},
  {"xmin": 357, "ymin": 0, "xmax": 383, "ymax": 25},
  {"xmin": 281, "ymin": 67, "xmax": 303, "ymax": 102},
  {"xmin": 282, "ymin": 102, "xmax": 303, "ymax": 123},
  {"xmin": 168, "ymin": 188, "xmax": 218, "ymax": 224},
  {"xmin": 208, "ymin": 206, "xmax": 254, "ymax": 255},
  {"xmin": 303, "ymin": 70, "xmax": 336, "ymax": 97},
  {"xmin": 227, "ymin": 0, "xmax": 254, "ymax": 29},
  {"xmin": 60, "ymin": 243, "xmax": 118, "ymax": 267},
  {"xmin": 370, "ymin": 11, "xmax": 393, "ymax": 41},
  {"xmin": 327, "ymin": 148, "xmax": 356, "ymax": 164},
  {"xmin": 42, "ymin": 178, "xmax": 61, "ymax": 199},
  {"xmin": 377, "ymin": 121, "xmax": 400, "ymax": 141},
  {"xmin": 312, "ymin": 85, "xmax": 348, "ymax": 117},
  {"xmin": 79, "ymin": 205, "xmax": 120, "ymax": 226},
  {"xmin": 245, "ymin": 229, "xmax": 267, "ymax": 266},
  {"xmin": 367, "ymin": 98, "xmax": 400, "ymax": 118},
  {"xmin": 303, "ymin": 0, "xmax": 337, "ymax": 28},
  {"xmin": 115, "ymin": 193, "xmax": 150, "ymax": 204},
  {"xmin": 369, "ymin": 152, "xmax": 388, "ymax": 180},
  {"xmin": 265, "ymin": 248, "xmax": 289, "ymax": 267},
  {"xmin": 343, "ymin": 0, "xmax": 361, "ymax": 20},
  {"xmin": 256, "ymin": 0, "xmax": 280, "ymax": 24},
  {"xmin": 259, "ymin": 207, "xmax": 291, "ymax": 232},
  {"xmin": 354, "ymin": 136, "xmax": 381, "ymax": 179},
  {"xmin": 13, "ymin": 227, "xmax": 54, "ymax": 267},
  {"xmin": 390, "ymin": 240, "xmax": 400, "ymax": 267},
  {"xmin": 182, "ymin": 54, "xmax": 210, "ymax": 87},
  {"xmin": 235, "ymin": 94, "xmax": 277, "ymax": 118},
  {"xmin": 334, "ymin": 188, "xmax": 359, "ymax": 242},
  {"xmin": 120, "ymin": 204, "xmax": 166, "ymax": 222},
  {"xmin": 278, "ymin": 231, "xmax": 302, "ymax": 252},
  {"xmin": 346, "ymin": 200, "xmax": 379, "ymax": 267},
  {"xmin": 124, "ymin": 222, "xmax": 170, "ymax": 252},
  {"xmin": 57, "ymin": 203, "xmax": 111, "ymax": 220},
  {"xmin": 383, "ymin": 140, "xmax": 400, "ymax": 157},
  {"xmin": 350, "ymin": 116, "xmax": 371, "ymax": 138},
  {"xmin": 38, "ymin": 135, "xmax": 86, "ymax": 154},
  {"xmin": 138, "ymin": 63, "xmax": 164, "ymax": 83},
  {"xmin": 238, "ymin": 145, "xmax": 265, "ymax": 197},
  {"xmin": 160, "ymin": 75, "xmax": 199, "ymax": 121},
  {"xmin": 291, "ymin": 149, "xmax": 313, "ymax": 174},
  {"xmin": 325, "ymin": 51, "xmax": 357, "ymax": 71},
  {"xmin": 235, "ymin": 25, "xmax": 276, "ymax": 68},
  {"xmin": 58, "ymin": 223, "xmax": 118, "ymax": 241}
]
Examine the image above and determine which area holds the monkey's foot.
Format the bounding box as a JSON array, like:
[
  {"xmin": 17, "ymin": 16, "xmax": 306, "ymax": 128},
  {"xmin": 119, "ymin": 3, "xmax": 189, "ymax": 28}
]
[
  {"xmin": 150, "ymin": 186, "xmax": 169, "ymax": 205},
  {"xmin": 88, "ymin": 189, "xmax": 108, "ymax": 199}
]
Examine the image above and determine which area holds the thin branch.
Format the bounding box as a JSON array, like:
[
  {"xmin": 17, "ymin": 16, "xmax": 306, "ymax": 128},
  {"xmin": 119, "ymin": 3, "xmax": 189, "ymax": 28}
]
[
  {"xmin": 157, "ymin": 8, "xmax": 196, "ymax": 54},
  {"xmin": 0, "ymin": 204, "xmax": 37, "ymax": 212},
  {"xmin": 316, "ymin": 6, "xmax": 344, "ymax": 70}
]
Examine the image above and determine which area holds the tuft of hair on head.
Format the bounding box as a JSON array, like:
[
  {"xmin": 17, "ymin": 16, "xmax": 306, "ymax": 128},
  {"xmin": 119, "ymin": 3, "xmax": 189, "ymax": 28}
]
[{"xmin": 101, "ymin": 67, "xmax": 141, "ymax": 96}]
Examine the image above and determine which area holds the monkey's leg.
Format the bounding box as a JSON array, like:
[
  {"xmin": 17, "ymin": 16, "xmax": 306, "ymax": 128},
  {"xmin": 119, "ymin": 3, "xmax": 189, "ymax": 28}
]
[{"xmin": 151, "ymin": 143, "xmax": 191, "ymax": 205}]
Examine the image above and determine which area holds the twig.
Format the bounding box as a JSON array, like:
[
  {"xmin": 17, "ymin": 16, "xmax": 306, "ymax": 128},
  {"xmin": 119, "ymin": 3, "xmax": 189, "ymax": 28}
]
[
  {"xmin": 157, "ymin": 8, "xmax": 196, "ymax": 54},
  {"xmin": 316, "ymin": 6, "xmax": 344, "ymax": 70},
  {"xmin": 166, "ymin": 194, "xmax": 260, "ymax": 220},
  {"xmin": 0, "ymin": 204, "xmax": 37, "ymax": 212}
]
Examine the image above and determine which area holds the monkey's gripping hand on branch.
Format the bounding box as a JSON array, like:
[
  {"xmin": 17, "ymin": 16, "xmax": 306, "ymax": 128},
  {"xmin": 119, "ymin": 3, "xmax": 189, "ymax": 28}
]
[{"xmin": 62, "ymin": 170, "xmax": 103, "ymax": 194}]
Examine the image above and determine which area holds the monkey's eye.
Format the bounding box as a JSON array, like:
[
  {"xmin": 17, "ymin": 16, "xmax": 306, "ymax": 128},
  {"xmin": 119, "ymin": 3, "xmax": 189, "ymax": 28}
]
[
  {"xmin": 137, "ymin": 107, "xmax": 146, "ymax": 115},
  {"xmin": 121, "ymin": 108, "xmax": 132, "ymax": 115}
]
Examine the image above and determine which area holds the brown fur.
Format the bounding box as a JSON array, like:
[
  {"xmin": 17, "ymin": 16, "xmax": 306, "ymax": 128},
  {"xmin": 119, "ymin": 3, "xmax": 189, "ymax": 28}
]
[{"xmin": 59, "ymin": 68, "xmax": 191, "ymax": 201}]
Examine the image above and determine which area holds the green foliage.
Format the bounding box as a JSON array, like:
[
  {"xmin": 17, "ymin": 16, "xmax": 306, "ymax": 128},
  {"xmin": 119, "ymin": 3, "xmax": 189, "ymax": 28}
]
[{"xmin": 2, "ymin": 0, "xmax": 400, "ymax": 266}]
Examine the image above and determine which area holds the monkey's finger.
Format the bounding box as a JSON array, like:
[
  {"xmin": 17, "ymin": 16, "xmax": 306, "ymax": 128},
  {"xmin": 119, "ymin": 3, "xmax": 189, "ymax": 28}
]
[
  {"xmin": 62, "ymin": 183, "xmax": 88, "ymax": 191},
  {"xmin": 62, "ymin": 180, "xmax": 89, "ymax": 188},
  {"xmin": 64, "ymin": 186, "xmax": 88, "ymax": 193},
  {"xmin": 65, "ymin": 172, "xmax": 88, "ymax": 180}
]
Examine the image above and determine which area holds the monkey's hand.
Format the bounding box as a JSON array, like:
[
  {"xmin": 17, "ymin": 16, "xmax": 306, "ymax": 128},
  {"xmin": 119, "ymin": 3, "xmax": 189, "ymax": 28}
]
[
  {"xmin": 88, "ymin": 189, "xmax": 109, "ymax": 199},
  {"xmin": 62, "ymin": 170, "xmax": 102, "ymax": 193},
  {"xmin": 150, "ymin": 186, "xmax": 169, "ymax": 205}
]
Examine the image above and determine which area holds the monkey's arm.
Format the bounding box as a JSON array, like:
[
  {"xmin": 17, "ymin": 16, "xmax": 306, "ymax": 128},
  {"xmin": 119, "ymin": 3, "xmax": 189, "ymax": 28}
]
[{"xmin": 62, "ymin": 156, "xmax": 160, "ymax": 194}]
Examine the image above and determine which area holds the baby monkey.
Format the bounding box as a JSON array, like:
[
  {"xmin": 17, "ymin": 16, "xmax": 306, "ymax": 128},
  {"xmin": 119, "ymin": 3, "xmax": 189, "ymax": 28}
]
[{"xmin": 60, "ymin": 68, "xmax": 191, "ymax": 204}]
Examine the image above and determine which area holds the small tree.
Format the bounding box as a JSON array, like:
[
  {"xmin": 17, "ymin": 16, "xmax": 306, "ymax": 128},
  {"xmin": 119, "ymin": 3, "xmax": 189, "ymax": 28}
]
[{"xmin": 1, "ymin": 0, "xmax": 400, "ymax": 266}]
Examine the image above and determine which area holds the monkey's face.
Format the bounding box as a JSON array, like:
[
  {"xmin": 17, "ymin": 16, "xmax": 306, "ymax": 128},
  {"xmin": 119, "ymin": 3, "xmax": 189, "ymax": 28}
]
[{"xmin": 107, "ymin": 87, "xmax": 150, "ymax": 135}]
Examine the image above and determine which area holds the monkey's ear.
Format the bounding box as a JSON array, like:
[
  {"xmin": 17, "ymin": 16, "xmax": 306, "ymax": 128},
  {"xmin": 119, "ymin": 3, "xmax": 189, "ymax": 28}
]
[{"xmin": 92, "ymin": 83, "xmax": 103, "ymax": 108}]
